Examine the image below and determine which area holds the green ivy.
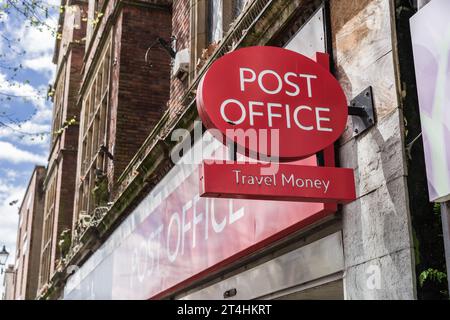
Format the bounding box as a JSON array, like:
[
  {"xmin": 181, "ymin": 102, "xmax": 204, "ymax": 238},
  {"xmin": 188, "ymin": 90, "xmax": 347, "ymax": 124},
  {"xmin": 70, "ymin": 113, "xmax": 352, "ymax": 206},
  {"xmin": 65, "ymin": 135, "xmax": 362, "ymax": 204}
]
[{"xmin": 419, "ymin": 268, "xmax": 447, "ymax": 287}]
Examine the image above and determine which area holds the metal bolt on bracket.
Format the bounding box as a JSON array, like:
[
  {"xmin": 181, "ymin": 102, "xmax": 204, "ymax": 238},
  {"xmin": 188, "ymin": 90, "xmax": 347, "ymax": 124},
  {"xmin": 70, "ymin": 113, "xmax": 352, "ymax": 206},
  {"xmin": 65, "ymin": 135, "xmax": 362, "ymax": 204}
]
[{"xmin": 348, "ymin": 86, "xmax": 376, "ymax": 138}]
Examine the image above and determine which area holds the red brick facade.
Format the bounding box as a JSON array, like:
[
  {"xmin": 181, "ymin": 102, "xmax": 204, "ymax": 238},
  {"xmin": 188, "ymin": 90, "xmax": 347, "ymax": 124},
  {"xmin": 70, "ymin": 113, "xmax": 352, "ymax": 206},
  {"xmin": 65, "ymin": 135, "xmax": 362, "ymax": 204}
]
[
  {"xmin": 38, "ymin": 0, "xmax": 87, "ymax": 292},
  {"xmin": 14, "ymin": 166, "xmax": 46, "ymax": 300},
  {"xmin": 111, "ymin": 4, "xmax": 172, "ymax": 187},
  {"xmin": 168, "ymin": 0, "xmax": 190, "ymax": 114}
]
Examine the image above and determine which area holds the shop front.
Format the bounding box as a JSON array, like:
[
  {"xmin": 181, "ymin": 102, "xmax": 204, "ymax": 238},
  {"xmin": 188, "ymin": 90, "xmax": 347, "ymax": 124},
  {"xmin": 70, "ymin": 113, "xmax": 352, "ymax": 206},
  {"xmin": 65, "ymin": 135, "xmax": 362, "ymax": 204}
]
[
  {"xmin": 62, "ymin": 1, "xmax": 420, "ymax": 300},
  {"xmin": 63, "ymin": 128, "xmax": 346, "ymax": 299}
]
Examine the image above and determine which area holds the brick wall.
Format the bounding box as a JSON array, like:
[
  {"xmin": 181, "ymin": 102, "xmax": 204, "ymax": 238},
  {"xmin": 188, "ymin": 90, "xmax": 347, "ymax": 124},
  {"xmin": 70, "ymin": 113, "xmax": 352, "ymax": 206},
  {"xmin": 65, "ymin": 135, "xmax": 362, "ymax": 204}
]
[
  {"xmin": 39, "ymin": 0, "xmax": 87, "ymax": 288},
  {"xmin": 109, "ymin": 4, "xmax": 172, "ymax": 189},
  {"xmin": 14, "ymin": 166, "xmax": 46, "ymax": 300},
  {"xmin": 54, "ymin": 150, "xmax": 78, "ymax": 258},
  {"xmin": 168, "ymin": 0, "xmax": 190, "ymax": 116},
  {"xmin": 26, "ymin": 167, "xmax": 46, "ymax": 299}
]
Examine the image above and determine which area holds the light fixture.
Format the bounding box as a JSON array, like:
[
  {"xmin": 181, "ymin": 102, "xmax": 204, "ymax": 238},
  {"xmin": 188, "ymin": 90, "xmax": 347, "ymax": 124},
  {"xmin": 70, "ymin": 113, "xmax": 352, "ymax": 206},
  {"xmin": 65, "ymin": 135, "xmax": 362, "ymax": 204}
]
[
  {"xmin": 145, "ymin": 36, "xmax": 177, "ymax": 67},
  {"xmin": 0, "ymin": 245, "xmax": 9, "ymax": 266}
]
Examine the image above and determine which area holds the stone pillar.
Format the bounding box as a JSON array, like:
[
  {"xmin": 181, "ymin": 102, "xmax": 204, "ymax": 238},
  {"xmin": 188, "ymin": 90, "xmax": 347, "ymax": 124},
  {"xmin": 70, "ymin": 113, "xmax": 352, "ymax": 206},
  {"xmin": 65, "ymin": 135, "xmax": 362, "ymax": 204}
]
[{"xmin": 331, "ymin": 0, "xmax": 416, "ymax": 299}]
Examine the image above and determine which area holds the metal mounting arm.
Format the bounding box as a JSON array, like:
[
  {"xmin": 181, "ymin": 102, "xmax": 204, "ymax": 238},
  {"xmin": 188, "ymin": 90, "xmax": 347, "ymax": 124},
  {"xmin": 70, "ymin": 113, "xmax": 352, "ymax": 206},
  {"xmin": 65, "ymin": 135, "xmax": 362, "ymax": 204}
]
[
  {"xmin": 348, "ymin": 86, "xmax": 375, "ymax": 137},
  {"xmin": 145, "ymin": 36, "xmax": 177, "ymax": 67}
]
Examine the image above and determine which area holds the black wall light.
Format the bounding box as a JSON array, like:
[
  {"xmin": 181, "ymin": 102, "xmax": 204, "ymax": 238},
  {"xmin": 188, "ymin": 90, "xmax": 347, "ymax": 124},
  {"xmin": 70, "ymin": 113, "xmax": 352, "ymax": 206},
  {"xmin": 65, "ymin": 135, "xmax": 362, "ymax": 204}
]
[{"xmin": 145, "ymin": 36, "xmax": 177, "ymax": 67}]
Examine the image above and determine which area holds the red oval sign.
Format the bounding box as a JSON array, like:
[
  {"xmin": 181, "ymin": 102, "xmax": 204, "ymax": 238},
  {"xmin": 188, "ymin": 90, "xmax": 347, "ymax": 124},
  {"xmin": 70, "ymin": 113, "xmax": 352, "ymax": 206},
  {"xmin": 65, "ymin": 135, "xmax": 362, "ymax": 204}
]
[{"xmin": 197, "ymin": 46, "xmax": 348, "ymax": 161}]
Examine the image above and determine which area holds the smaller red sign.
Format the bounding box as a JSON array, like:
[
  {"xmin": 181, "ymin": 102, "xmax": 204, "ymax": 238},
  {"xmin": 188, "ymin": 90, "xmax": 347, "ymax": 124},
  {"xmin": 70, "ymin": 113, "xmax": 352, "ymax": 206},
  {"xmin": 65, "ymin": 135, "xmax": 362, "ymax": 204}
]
[{"xmin": 200, "ymin": 162, "xmax": 356, "ymax": 204}]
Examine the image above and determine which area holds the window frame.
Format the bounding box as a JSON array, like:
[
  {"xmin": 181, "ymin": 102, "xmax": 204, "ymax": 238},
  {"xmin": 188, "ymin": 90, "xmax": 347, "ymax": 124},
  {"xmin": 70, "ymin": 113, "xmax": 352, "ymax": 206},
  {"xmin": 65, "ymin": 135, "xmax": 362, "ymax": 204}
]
[{"xmin": 76, "ymin": 34, "xmax": 112, "ymax": 219}]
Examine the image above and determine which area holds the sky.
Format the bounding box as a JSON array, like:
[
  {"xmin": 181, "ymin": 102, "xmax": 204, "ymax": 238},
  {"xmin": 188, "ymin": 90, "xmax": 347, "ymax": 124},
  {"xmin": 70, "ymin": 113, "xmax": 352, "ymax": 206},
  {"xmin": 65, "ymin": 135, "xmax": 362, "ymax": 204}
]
[{"xmin": 0, "ymin": 0, "xmax": 59, "ymax": 296}]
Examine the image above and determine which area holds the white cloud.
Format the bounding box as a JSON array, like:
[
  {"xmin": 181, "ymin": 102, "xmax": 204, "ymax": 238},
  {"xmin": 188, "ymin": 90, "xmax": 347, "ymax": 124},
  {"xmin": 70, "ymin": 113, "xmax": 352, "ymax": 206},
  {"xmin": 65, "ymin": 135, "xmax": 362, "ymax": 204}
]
[
  {"xmin": 0, "ymin": 15, "xmax": 57, "ymax": 80},
  {"xmin": 0, "ymin": 178, "xmax": 24, "ymax": 254},
  {"xmin": 0, "ymin": 4, "xmax": 57, "ymax": 297},
  {"xmin": 0, "ymin": 181, "xmax": 22, "ymax": 249},
  {"xmin": 4, "ymin": 170, "xmax": 18, "ymax": 179},
  {"xmin": 0, "ymin": 15, "xmax": 56, "ymax": 146},
  {"xmin": 0, "ymin": 11, "xmax": 8, "ymax": 23},
  {"xmin": 23, "ymin": 54, "xmax": 56, "ymax": 78},
  {"xmin": 18, "ymin": 19, "xmax": 57, "ymax": 79},
  {"xmin": 0, "ymin": 112, "xmax": 51, "ymax": 148},
  {"xmin": 0, "ymin": 73, "xmax": 48, "ymax": 110},
  {"xmin": 0, "ymin": 125, "xmax": 51, "ymax": 148},
  {"xmin": 17, "ymin": 18, "xmax": 56, "ymax": 55},
  {"xmin": 0, "ymin": 141, "xmax": 47, "ymax": 164},
  {"xmin": 0, "ymin": 72, "xmax": 52, "ymax": 147}
]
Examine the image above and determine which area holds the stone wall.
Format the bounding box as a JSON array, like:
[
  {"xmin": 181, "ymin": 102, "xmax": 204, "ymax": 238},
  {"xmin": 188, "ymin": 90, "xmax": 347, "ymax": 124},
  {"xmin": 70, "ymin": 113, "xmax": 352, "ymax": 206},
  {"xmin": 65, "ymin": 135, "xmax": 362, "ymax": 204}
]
[{"xmin": 331, "ymin": 0, "xmax": 416, "ymax": 299}]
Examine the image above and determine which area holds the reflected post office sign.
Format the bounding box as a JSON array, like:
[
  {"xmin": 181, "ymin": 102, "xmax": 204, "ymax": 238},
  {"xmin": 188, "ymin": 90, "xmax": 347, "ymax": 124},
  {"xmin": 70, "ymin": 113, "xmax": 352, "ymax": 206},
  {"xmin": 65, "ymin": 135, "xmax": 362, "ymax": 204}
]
[
  {"xmin": 411, "ymin": 0, "xmax": 450, "ymax": 202},
  {"xmin": 197, "ymin": 46, "xmax": 355, "ymax": 204},
  {"xmin": 63, "ymin": 139, "xmax": 336, "ymax": 300}
]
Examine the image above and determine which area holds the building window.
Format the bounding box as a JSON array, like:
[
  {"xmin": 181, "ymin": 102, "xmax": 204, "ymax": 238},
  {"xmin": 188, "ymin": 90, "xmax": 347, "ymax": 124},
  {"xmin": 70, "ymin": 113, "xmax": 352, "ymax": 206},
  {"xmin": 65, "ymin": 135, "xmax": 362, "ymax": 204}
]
[
  {"xmin": 25, "ymin": 209, "xmax": 30, "ymax": 229},
  {"xmin": 76, "ymin": 36, "xmax": 111, "ymax": 220},
  {"xmin": 86, "ymin": 0, "xmax": 106, "ymax": 48},
  {"xmin": 51, "ymin": 64, "xmax": 67, "ymax": 142},
  {"xmin": 18, "ymin": 207, "xmax": 22, "ymax": 225},
  {"xmin": 22, "ymin": 234, "xmax": 27, "ymax": 254},
  {"xmin": 231, "ymin": 0, "xmax": 247, "ymax": 21},
  {"xmin": 207, "ymin": 0, "xmax": 223, "ymax": 44},
  {"xmin": 20, "ymin": 254, "xmax": 25, "ymax": 296},
  {"xmin": 207, "ymin": 0, "xmax": 249, "ymax": 44},
  {"xmin": 16, "ymin": 227, "xmax": 21, "ymax": 258},
  {"xmin": 40, "ymin": 170, "xmax": 57, "ymax": 287},
  {"xmin": 192, "ymin": 0, "xmax": 249, "ymax": 78}
]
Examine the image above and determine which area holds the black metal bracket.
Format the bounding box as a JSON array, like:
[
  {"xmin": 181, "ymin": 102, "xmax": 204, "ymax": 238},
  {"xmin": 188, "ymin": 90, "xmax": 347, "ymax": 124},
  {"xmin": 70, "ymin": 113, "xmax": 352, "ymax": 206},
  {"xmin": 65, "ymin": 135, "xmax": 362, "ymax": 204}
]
[
  {"xmin": 348, "ymin": 86, "xmax": 375, "ymax": 137},
  {"xmin": 145, "ymin": 36, "xmax": 177, "ymax": 67},
  {"xmin": 157, "ymin": 37, "xmax": 176, "ymax": 59}
]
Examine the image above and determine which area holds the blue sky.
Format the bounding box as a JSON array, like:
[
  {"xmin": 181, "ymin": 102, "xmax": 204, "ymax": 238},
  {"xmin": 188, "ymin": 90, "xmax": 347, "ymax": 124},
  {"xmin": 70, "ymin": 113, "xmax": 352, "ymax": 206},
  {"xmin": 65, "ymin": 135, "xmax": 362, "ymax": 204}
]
[{"xmin": 0, "ymin": 0, "xmax": 59, "ymax": 295}]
